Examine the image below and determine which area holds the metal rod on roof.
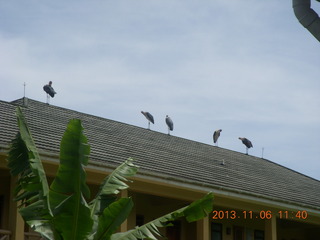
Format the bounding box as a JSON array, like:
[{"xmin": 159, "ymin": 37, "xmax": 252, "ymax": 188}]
[{"xmin": 23, "ymin": 82, "xmax": 26, "ymax": 98}]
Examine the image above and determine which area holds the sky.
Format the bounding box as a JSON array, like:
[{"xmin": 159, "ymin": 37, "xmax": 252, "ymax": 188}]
[{"xmin": 1, "ymin": 0, "xmax": 319, "ymax": 180}]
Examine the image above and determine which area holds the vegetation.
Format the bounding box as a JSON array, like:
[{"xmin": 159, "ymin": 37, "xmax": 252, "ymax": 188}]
[{"xmin": 7, "ymin": 107, "xmax": 214, "ymax": 240}]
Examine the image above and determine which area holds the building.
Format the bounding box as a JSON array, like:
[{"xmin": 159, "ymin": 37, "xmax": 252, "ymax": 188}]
[{"xmin": 0, "ymin": 98, "xmax": 319, "ymax": 240}]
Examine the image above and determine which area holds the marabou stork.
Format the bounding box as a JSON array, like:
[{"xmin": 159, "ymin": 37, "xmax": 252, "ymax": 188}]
[
  {"xmin": 165, "ymin": 115, "xmax": 173, "ymax": 135},
  {"xmin": 141, "ymin": 111, "xmax": 154, "ymax": 130},
  {"xmin": 213, "ymin": 129, "xmax": 222, "ymax": 146},
  {"xmin": 43, "ymin": 81, "xmax": 56, "ymax": 104},
  {"xmin": 239, "ymin": 137, "xmax": 253, "ymax": 155}
]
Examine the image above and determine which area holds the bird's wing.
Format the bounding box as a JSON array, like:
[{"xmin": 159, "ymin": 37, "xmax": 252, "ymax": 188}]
[
  {"xmin": 166, "ymin": 118, "xmax": 173, "ymax": 130},
  {"xmin": 49, "ymin": 86, "xmax": 56, "ymax": 94},
  {"xmin": 146, "ymin": 112, "xmax": 154, "ymax": 124},
  {"xmin": 244, "ymin": 139, "xmax": 253, "ymax": 148},
  {"xmin": 213, "ymin": 132, "xmax": 218, "ymax": 143},
  {"xmin": 43, "ymin": 85, "xmax": 50, "ymax": 93}
]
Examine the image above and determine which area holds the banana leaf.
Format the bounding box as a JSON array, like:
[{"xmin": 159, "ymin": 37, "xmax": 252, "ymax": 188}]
[
  {"xmin": 7, "ymin": 107, "xmax": 53, "ymax": 238},
  {"xmin": 90, "ymin": 158, "xmax": 138, "ymax": 217},
  {"xmin": 110, "ymin": 192, "xmax": 214, "ymax": 240},
  {"xmin": 92, "ymin": 197, "xmax": 134, "ymax": 240},
  {"xmin": 49, "ymin": 119, "xmax": 93, "ymax": 239},
  {"xmin": 7, "ymin": 107, "xmax": 50, "ymax": 202}
]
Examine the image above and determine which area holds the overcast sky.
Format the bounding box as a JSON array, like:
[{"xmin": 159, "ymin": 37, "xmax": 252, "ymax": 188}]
[{"xmin": 1, "ymin": 1, "xmax": 319, "ymax": 180}]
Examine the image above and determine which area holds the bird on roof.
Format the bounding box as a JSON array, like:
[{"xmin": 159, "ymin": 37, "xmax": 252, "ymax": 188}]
[
  {"xmin": 165, "ymin": 115, "xmax": 173, "ymax": 135},
  {"xmin": 213, "ymin": 129, "xmax": 222, "ymax": 146},
  {"xmin": 141, "ymin": 111, "xmax": 154, "ymax": 130},
  {"xmin": 43, "ymin": 81, "xmax": 56, "ymax": 98},
  {"xmin": 43, "ymin": 81, "xmax": 57, "ymax": 104},
  {"xmin": 239, "ymin": 137, "xmax": 253, "ymax": 155}
]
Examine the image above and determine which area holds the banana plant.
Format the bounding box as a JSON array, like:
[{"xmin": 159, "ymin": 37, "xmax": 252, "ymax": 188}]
[{"xmin": 7, "ymin": 107, "xmax": 214, "ymax": 240}]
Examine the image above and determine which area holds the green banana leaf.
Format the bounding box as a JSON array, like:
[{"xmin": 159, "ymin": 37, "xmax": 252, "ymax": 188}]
[
  {"xmin": 49, "ymin": 119, "xmax": 93, "ymax": 239},
  {"xmin": 92, "ymin": 197, "xmax": 134, "ymax": 240},
  {"xmin": 7, "ymin": 107, "xmax": 53, "ymax": 239},
  {"xmin": 89, "ymin": 158, "xmax": 138, "ymax": 238},
  {"xmin": 7, "ymin": 107, "xmax": 50, "ymax": 202},
  {"xmin": 110, "ymin": 192, "xmax": 214, "ymax": 240},
  {"xmin": 90, "ymin": 158, "xmax": 138, "ymax": 217}
]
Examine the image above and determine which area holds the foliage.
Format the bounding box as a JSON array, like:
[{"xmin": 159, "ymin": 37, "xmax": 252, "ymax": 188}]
[{"xmin": 7, "ymin": 107, "xmax": 214, "ymax": 240}]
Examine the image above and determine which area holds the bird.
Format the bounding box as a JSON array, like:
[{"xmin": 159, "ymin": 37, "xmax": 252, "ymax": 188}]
[
  {"xmin": 165, "ymin": 115, "xmax": 173, "ymax": 135},
  {"xmin": 43, "ymin": 81, "xmax": 56, "ymax": 98},
  {"xmin": 141, "ymin": 111, "xmax": 154, "ymax": 130},
  {"xmin": 239, "ymin": 137, "xmax": 253, "ymax": 155},
  {"xmin": 213, "ymin": 129, "xmax": 222, "ymax": 146},
  {"xmin": 43, "ymin": 81, "xmax": 57, "ymax": 104}
]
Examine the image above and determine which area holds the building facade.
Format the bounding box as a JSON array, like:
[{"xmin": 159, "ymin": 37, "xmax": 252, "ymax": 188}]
[{"xmin": 0, "ymin": 98, "xmax": 320, "ymax": 240}]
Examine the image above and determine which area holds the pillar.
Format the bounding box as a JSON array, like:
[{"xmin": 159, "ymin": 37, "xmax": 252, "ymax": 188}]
[
  {"xmin": 120, "ymin": 189, "xmax": 129, "ymax": 232},
  {"xmin": 265, "ymin": 217, "xmax": 277, "ymax": 240},
  {"xmin": 8, "ymin": 176, "xmax": 24, "ymax": 240},
  {"xmin": 196, "ymin": 216, "xmax": 209, "ymax": 240}
]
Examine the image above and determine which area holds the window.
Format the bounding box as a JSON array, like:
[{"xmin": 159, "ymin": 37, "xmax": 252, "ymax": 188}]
[
  {"xmin": 234, "ymin": 226, "xmax": 244, "ymax": 240},
  {"xmin": 254, "ymin": 230, "xmax": 264, "ymax": 240},
  {"xmin": 211, "ymin": 223, "xmax": 222, "ymax": 240}
]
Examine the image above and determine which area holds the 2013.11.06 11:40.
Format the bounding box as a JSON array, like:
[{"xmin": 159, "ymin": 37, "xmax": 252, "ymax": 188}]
[{"xmin": 212, "ymin": 210, "xmax": 308, "ymax": 220}]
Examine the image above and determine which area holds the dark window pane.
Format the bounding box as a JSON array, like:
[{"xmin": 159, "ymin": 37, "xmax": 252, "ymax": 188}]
[
  {"xmin": 211, "ymin": 223, "xmax": 222, "ymax": 240},
  {"xmin": 254, "ymin": 230, "xmax": 264, "ymax": 240}
]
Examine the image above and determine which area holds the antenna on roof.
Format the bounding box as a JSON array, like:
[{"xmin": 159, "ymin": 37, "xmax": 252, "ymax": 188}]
[
  {"xmin": 22, "ymin": 82, "xmax": 28, "ymax": 107},
  {"xmin": 23, "ymin": 82, "xmax": 26, "ymax": 98}
]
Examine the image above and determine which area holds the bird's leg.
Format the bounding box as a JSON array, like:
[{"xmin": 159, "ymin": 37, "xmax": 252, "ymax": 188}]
[
  {"xmin": 148, "ymin": 121, "xmax": 150, "ymax": 130},
  {"xmin": 246, "ymin": 147, "xmax": 248, "ymax": 155},
  {"xmin": 46, "ymin": 94, "xmax": 50, "ymax": 104},
  {"xmin": 168, "ymin": 127, "xmax": 170, "ymax": 135}
]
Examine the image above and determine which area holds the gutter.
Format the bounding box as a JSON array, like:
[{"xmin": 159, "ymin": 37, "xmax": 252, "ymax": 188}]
[{"xmin": 293, "ymin": 0, "xmax": 320, "ymax": 41}]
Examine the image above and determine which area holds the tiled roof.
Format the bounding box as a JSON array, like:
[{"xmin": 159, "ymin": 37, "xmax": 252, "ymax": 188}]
[{"xmin": 1, "ymin": 98, "xmax": 320, "ymax": 210}]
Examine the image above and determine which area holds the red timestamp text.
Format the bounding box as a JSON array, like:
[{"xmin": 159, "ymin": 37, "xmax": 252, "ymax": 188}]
[{"xmin": 212, "ymin": 210, "xmax": 308, "ymax": 220}]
